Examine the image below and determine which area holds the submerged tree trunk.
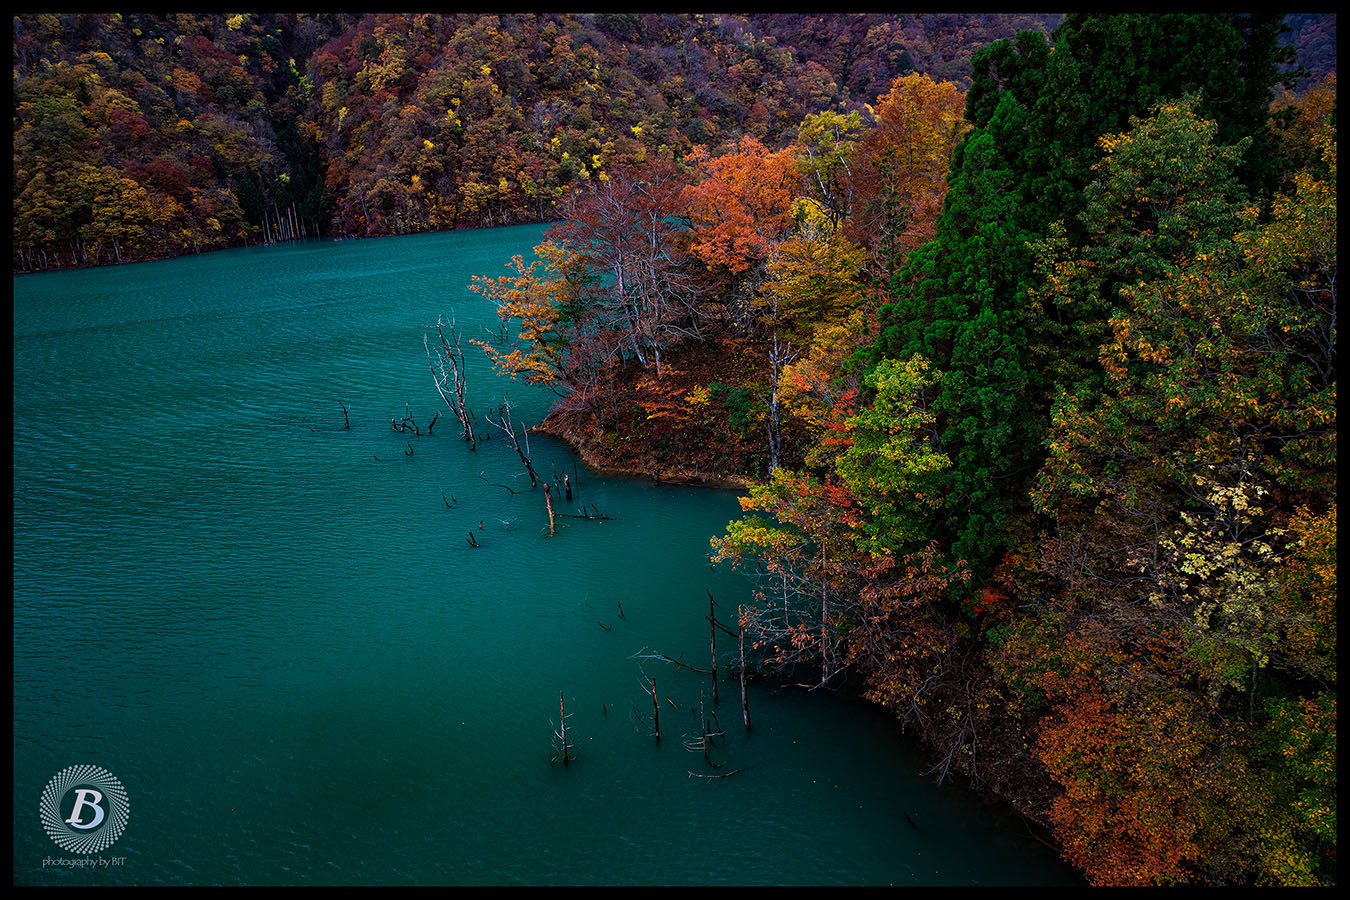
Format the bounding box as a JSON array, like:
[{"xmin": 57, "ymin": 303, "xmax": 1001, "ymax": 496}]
[
  {"xmin": 709, "ymin": 591, "xmax": 719, "ymax": 705},
  {"xmin": 558, "ymin": 690, "xmax": 570, "ymax": 766},
  {"xmin": 651, "ymin": 675, "xmax": 660, "ymax": 741},
  {"xmin": 426, "ymin": 316, "xmax": 477, "ymax": 448},
  {"xmin": 739, "ymin": 605, "xmax": 750, "ymax": 730},
  {"xmin": 486, "ymin": 396, "xmax": 537, "ymax": 487}
]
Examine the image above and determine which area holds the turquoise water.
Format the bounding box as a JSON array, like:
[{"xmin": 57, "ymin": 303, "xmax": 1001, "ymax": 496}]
[{"xmin": 12, "ymin": 227, "xmax": 1081, "ymax": 885}]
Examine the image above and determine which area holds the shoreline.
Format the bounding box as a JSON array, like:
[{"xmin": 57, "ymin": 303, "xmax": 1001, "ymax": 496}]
[
  {"xmin": 14, "ymin": 220, "xmax": 564, "ymax": 276},
  {"xmin": 535, "ymin": 404, "xmax": 1067, "ymax": 862},
  {"xmin": 530, "ymin": 409, "xmax": 756, "ymax": 492}
]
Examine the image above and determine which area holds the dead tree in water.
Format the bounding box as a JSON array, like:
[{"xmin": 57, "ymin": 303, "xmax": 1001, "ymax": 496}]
[
  {"xmin": 426, "ymin": 316, "xmax": 476, "ymax": 448},
  {"xmin": 638, "ymin": 674, "xmax": 660, "ymax": 741},
  {"xmin": 480, "ymin": 470, "xmax": 518, "ymax": 495},
  {"xmin": 708, "ymin": 591, "xmax": 719, "ymax": 705},
  {"xmin": 733, "ymin": 558, "xmax": 853, "ymax": 690},
  {"xmin": 629, "ymin": 668, "xmax": 665, "ymax": 741},
  {"xmin": 544, "ymin": 483, "xmax": 556, "ymax": 535},
  {"xmin": 555, "ymin": 504, "xmax": 613, "ymax": 521},
  {"xmin": 704, "ymin": 590, "xmax": 737, "ymax": 705},
  {"xmin": 390, "ymin": 402, "xmax": 422, "ymax": 435},
  {"xmin": 630, "ymin": 647, "xmax": 711, "ymax": 674},
  {"xmin": 391, "ymin": 403, "xmax": 438, "ymax": 436},
  {"xmin": 553, "ymin": 691, "xmax": 572, "ymax": 767},
  {"xmin": 698, "ymin": 689, "xmax": 713, "ymax": 767},
  {"xmin": 683, "ymin": 688, "xmax": 724, "ymax": 768},
  {"xmin": 651, "ymin": 676, "xmax": 660, "ymax": 740},
  {"xmin": 485, "ymin": 396, "xmax": 538, "ymax": 488},
  {"xmin": 739, "ymin": 605, "xmax": 751, "ymax": 730}
]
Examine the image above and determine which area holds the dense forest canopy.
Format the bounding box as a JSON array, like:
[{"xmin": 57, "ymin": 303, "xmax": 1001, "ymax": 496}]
[
  {"xmin": 13, "ymin": 12, "xmax": 1336, "ymax": 889},
  {"xmin": 11, "ymin": 12, "xmax": 1073, "ymax": 269},
  {"xmin": 12, "ymin": 12, "xmax": 1334, "ymax": 271}
]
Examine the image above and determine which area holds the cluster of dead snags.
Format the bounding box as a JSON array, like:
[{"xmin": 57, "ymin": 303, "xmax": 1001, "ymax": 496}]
[
  {"xmin": 315, "ymin": 315, "xmax": 765, "ymax": 779},
  {"xmin": 419, "ymin": 314, "xmax": 757, "ymax": 778},
  {"xmin": 550, "ymin": 589, "xmax": 754, "ymax": 780},
  {"xmin": 419, "ymin": 314, "xmax": 613, "ymax": 541}
]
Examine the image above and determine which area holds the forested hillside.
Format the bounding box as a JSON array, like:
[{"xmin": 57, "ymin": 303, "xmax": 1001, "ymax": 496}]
[
  {"xmin": 464, "ymin": 14, "xmax": 1336, "ymax": 886},
  {"xmin": 14, "ymin": 13, "xmax": 351, "ymax": 269},
  {"xmin": 13, "ymin": 12, "xmax": 1062, "ymax": 271},
  {"xmin": 13, "ymin": 12, "xmax": 1336, "ymax": 888}
]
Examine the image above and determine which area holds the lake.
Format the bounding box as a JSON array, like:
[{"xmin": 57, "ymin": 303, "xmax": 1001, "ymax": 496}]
[{"xmin": 12, "ymin": 226, "xmax": 1081, "ymax": 885}]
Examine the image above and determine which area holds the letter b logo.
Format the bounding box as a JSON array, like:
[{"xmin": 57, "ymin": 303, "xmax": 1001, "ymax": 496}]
[
  {"xmin": 40, "ymin": 766, "xmax": 129, "ymax": 854},
  {"xmin": 66, "ymin": 789, "xmax": 106, "ymax": 830}
]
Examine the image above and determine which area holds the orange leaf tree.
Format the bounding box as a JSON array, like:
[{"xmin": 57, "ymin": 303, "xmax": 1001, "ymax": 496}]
[{"xmin": 850, "ymin": 73, "xmax": 969, "ymax": 269}]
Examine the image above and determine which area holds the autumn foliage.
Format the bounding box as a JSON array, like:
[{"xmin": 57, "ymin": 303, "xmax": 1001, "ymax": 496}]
[
  {"xmin": 466, "ymin": 27, "xmax": 1337, "ymax": 882},
  {"xmin": 498, "ymin": 16, "xmax": 1331, "ymax": 889},
  {"xmin": 18, "ymin": 11, "xmax": 1337, "ymax": 888}
]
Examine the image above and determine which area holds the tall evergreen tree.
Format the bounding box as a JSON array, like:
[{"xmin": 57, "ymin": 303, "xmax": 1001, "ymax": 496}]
[{"xmin": 874, "ymin": 13, "xmax": 1300, "ymax": 578}]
